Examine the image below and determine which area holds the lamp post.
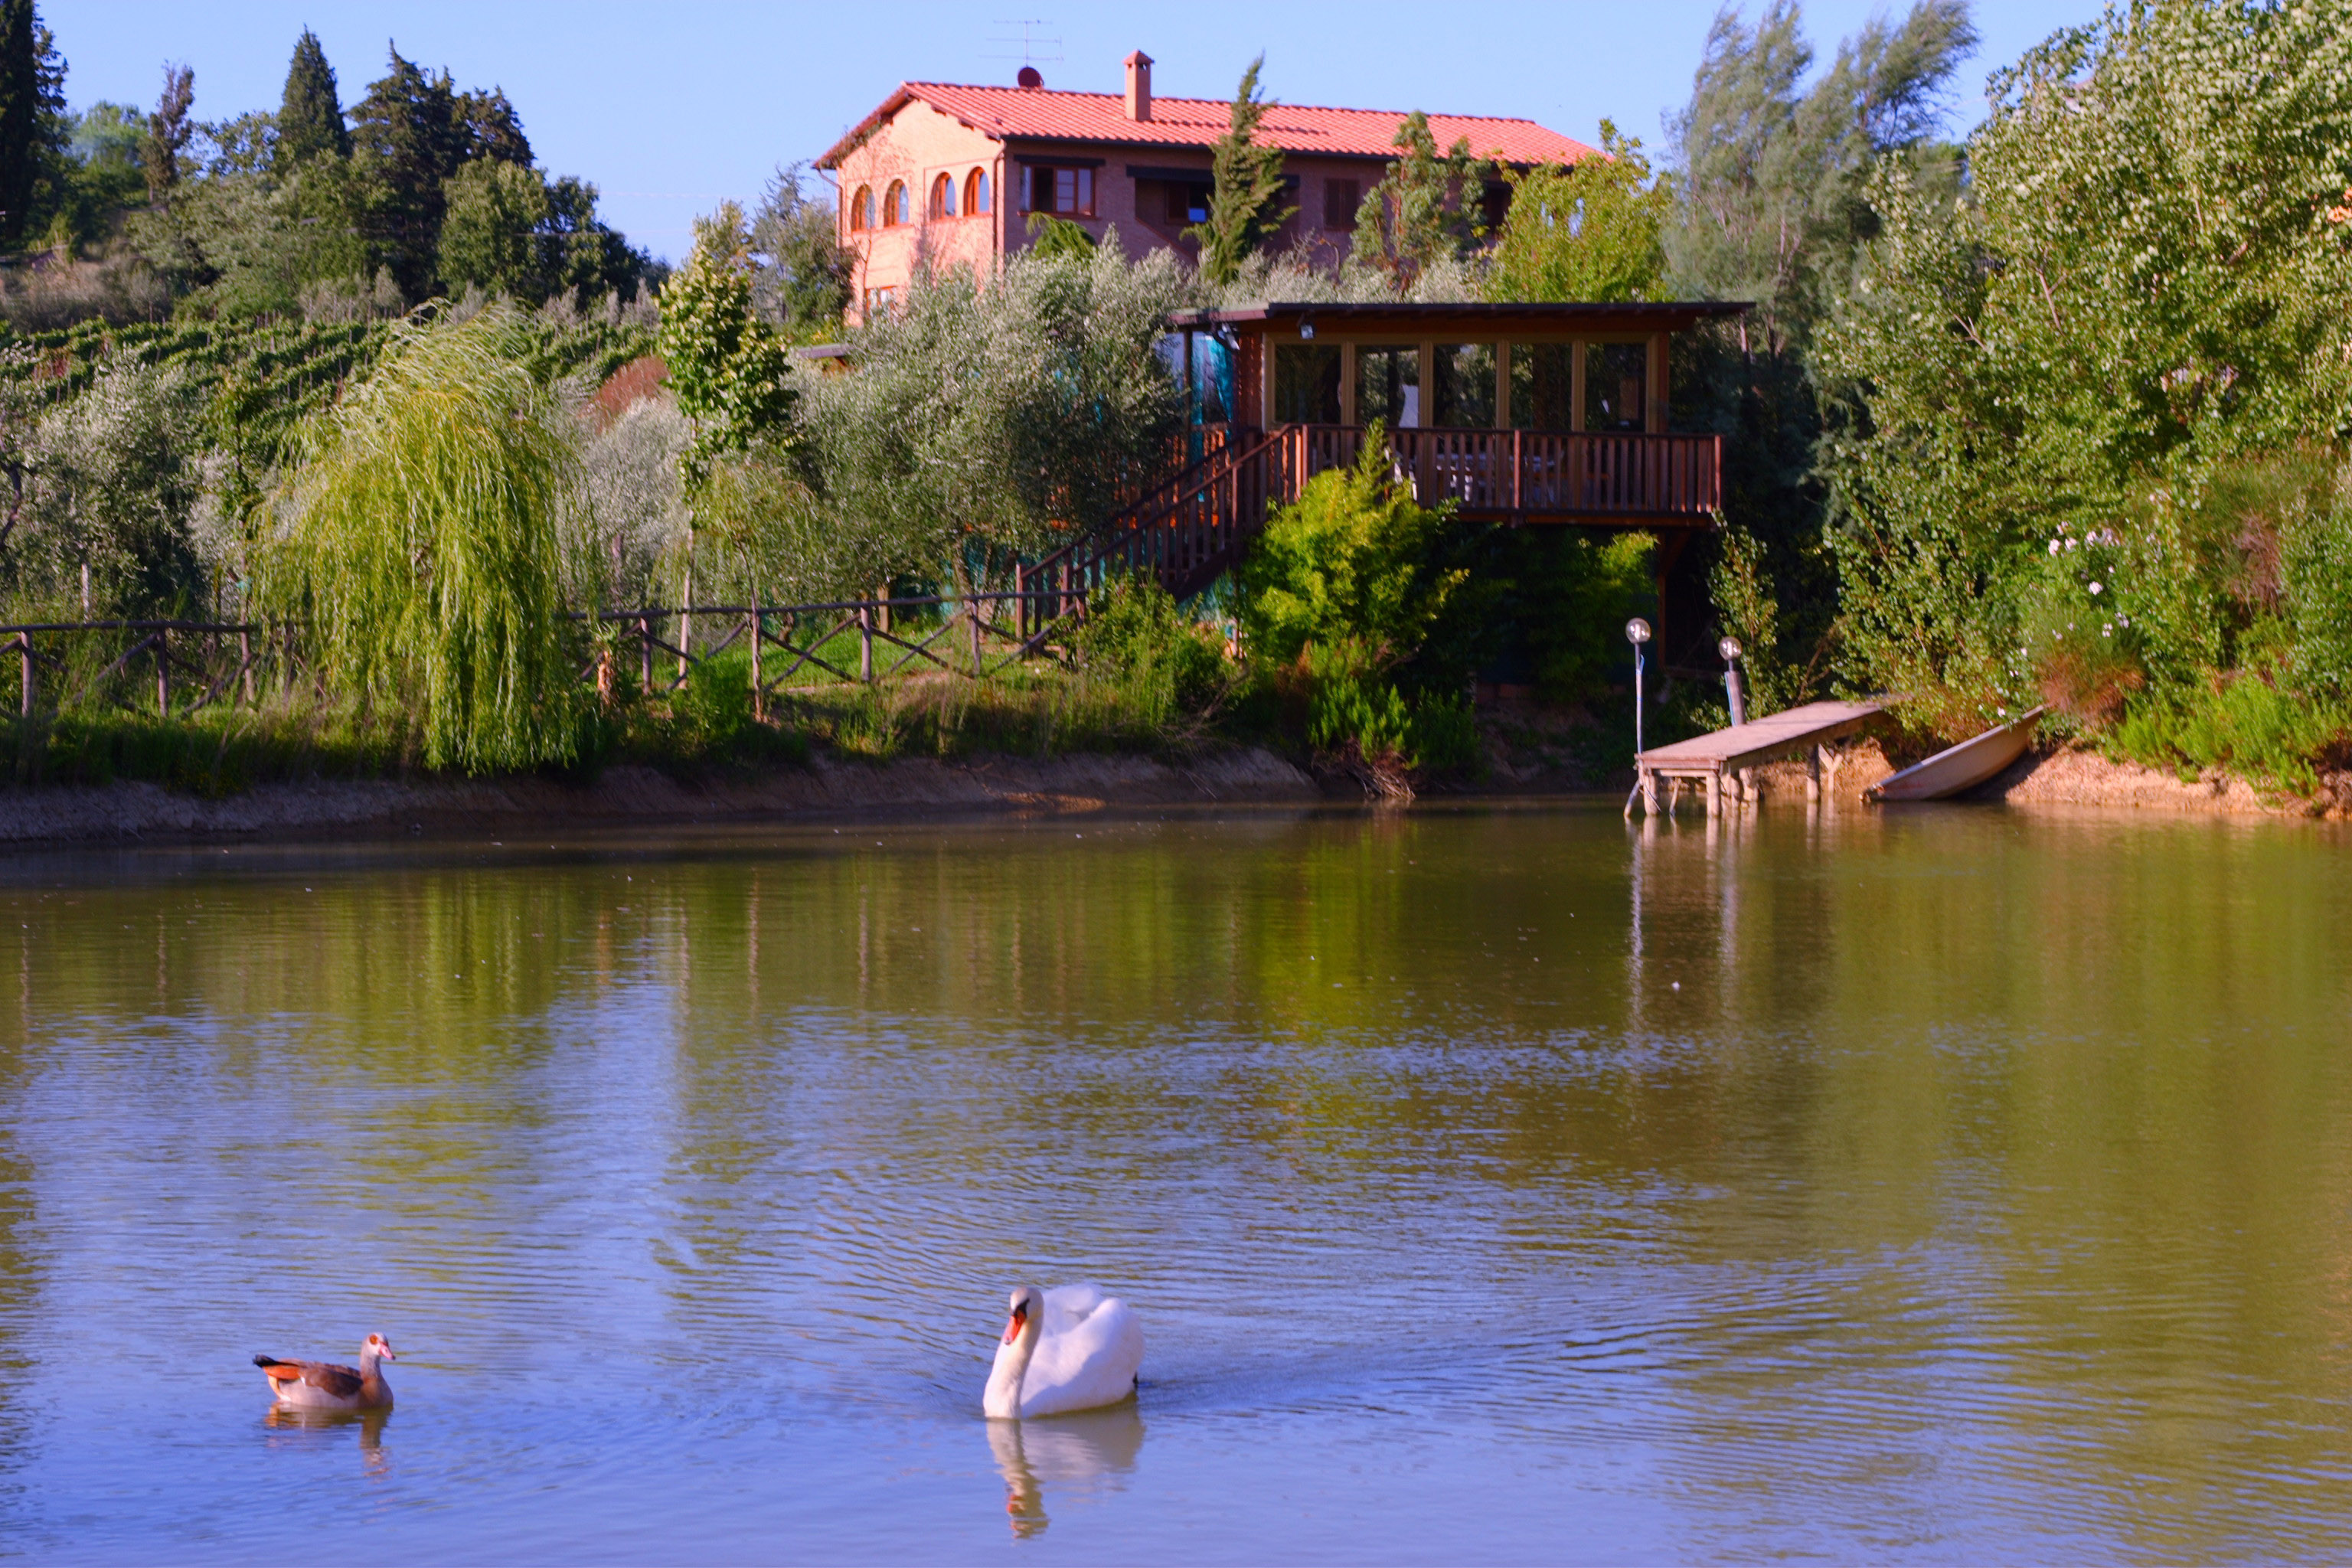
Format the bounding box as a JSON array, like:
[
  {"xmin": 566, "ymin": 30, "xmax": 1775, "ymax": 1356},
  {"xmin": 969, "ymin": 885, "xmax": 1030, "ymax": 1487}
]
[
  {"xmin": 1719, "ymin": 635, "xmax": 1746, "ymax": 727},
  {"xmin": 1624, "ymin": 617, "xmax": 1651, "ymax": 818},
  {"xmin": 1626, "ymin": 617, "xmax": 1651, "ymax": 754}
]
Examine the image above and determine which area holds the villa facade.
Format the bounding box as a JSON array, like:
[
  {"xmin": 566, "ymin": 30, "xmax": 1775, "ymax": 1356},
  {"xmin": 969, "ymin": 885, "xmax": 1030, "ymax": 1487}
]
[{"xmin": 815, "ymin": 52, "xmax": 1597, "ymax": 322}]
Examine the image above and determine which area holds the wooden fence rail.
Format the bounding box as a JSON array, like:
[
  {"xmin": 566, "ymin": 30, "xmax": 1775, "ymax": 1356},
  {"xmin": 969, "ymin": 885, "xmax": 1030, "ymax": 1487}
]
[{"xmin": 0, "ymin": 591, "xmax": 1099, "ymax": 725}]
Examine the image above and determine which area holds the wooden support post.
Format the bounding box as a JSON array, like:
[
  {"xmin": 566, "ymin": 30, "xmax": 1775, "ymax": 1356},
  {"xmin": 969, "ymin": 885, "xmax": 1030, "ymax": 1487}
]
[
  {"xmin": 155, "ymin": 626, "xmax": 169, "ymax": 717},
  {"xmin": 859, "ymin": 606, "xmax": 874, "ymax": 682},
  {"xmin": 750, "ymin": 610, "xmax": 763, "ymax": 721},
  {"xmin": 1805, "ymin": 745, "xmax": 1824, "ymax": 801},
  {"xmin": 1705, "ymin": 767, "xmax": 1722, "ymax": 817},
  {"xmin": 1639, "ymin": 766, "xmax": 1658, "ymax": 818}
]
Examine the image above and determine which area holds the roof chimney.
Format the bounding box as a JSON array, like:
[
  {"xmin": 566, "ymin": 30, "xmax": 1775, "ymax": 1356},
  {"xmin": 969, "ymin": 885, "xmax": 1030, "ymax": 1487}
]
[{"xmin": 1124, "ymin": 51, "xmax": 1153, "ymax": 121}]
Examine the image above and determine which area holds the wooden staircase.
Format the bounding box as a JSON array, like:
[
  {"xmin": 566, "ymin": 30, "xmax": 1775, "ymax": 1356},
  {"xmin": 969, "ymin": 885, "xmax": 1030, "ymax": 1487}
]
[{"xmin": 1017, "ymin": 423, "xmax": 1296, "ymax": 637}]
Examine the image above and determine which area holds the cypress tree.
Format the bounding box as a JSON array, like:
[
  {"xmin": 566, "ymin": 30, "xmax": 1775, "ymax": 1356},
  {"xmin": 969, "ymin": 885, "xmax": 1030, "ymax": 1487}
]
[
  {"xmin": 0, "ymin": 0, "xmax": 64, "ymax": 248},
  {"xmin": 276, "ymin": 28, "xmax": 351, "ymax": 169},
  {"xmin": 1187, "ymin": 56, "xmax": 1293, "ymax": 288}
]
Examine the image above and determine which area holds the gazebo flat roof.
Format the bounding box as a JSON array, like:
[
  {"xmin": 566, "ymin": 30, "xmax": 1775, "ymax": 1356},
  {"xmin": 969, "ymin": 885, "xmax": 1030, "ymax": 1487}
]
[{"xmin": 1167, "ymin": 300, "xmax": 1751, "ymax": 334}]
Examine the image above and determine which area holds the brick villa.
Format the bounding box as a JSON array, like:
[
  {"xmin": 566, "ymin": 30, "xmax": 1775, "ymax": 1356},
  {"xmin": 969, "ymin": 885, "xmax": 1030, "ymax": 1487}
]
[{"xmin": 816, "ymin": 52, "xmax": 1598, "ymax": 321}]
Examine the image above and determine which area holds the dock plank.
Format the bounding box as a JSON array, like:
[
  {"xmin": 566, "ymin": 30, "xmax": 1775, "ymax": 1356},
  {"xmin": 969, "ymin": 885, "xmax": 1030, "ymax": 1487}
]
[{"xmin": 1637, "ymin": 699, "xmax": 1888, "ymax": 774}]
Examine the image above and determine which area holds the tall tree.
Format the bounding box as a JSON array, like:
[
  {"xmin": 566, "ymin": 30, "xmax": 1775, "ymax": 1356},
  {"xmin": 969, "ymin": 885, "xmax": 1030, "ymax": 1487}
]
[
  {"xmin": 1661, "ymin": 0, "xmax": 1978, "ymax": 678},
  {"xmin": 658, "ymin": 200, "xmax": 793, "ymax": 487},
  {"xmin": 275, "ymin": 28, "xmax": 350, "ymax": 170},
  {"xmin": 0, "ymin": 0, "xmax": 66, "ymax": 247},
  {"xmin": 350, "ymin": 45, "xmax": 534, "ymax": 300},
  {"xmin": 437, "ymin": 157, "xmax": 548, "ymax": 300},
  {"xmin": 1187, "ymin": 55, "xmax": 1294, "ymax": 287},
  {"xmin": 1349, "ymin": 110, "xmax": 1493, "ymax": 294},
  {"xmin": 1667, "ymin": 0, "xmax": 1977, "ymax": 354},
  {"xmin": 1484, "ymin": 120, "xmax": 1668, "ymax": 302},
  {"xmin": 748, "ymin": 163, "xmax": 851, "ymax": 336},
  {"xmin": 142, "ymin": 62, "xmax": 193, "ymax": 209}
]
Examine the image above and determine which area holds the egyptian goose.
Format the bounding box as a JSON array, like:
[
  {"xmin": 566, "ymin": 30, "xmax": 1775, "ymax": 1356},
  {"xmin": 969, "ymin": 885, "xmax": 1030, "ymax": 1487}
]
[{"xmin": 253, "ymin": 1334, "xmax": 397, "ymax": 1411}]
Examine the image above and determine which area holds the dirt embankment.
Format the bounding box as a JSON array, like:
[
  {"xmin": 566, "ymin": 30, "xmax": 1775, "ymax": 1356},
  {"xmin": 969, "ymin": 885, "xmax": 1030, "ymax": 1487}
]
[
  {"xmin": 0, "ymin": 746, "xmax": 1324, "ymax": 845},
  {"xmin": 1747, "ymin": 737, "xmax": 2350, "ymax": 817}
]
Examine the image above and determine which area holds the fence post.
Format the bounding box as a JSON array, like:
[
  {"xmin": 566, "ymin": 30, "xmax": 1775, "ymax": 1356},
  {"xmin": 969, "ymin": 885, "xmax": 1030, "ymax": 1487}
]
[
  {"xmin": 155, "ymin": 626, "xmax": 169, "ymax": 717},
  {"xmin": 749, "ymin": 610, "xmax": 763, "ymax": 721},
  {"xmin": 17, "ymin": 632, "xmax": 30, "ymax": 717},
  {"xmin": 239, "ymin": 629, "xmax": 253, "ymax": 706},
  {"xmin": 970, "ymin": 603, "xmax": 985, "ymax": 677},
  {"xmin": 639, "ymin": 612, "xmax": 654, "ymax": 695},
  {"xmin": 859, "ymin": 605, "xmax": 874, "ymax": 682}
]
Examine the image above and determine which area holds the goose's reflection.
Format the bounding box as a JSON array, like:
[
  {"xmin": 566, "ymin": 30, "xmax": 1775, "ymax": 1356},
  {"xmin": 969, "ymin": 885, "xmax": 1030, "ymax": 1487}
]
[
  {"xmin": 262, "ymin": 1403, "xmax": 392, "ymax": 1478},
  {"xmin": 983, "ymin": 1404, "xmax": 1147, "ymax": 1539}
]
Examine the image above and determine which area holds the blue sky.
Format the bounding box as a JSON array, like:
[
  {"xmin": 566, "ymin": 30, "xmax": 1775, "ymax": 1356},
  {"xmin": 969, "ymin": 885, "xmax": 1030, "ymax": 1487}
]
[{"xmin": 51, "ymin": 1, "xmax": 2100, "ymax": 263}]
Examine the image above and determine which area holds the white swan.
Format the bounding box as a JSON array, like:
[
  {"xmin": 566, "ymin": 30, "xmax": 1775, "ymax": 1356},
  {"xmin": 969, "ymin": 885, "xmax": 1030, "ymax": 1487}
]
[{"xmin": 982, "ymin": 1284, "xmax": 1144, "ymax": 1418}]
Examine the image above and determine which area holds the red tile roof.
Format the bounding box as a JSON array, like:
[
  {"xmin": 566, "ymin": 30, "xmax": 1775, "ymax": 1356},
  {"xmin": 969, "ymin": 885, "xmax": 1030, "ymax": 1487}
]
[{"xmin": 818, "ymin": 83, "xmax": 1597, "ymax": 170}]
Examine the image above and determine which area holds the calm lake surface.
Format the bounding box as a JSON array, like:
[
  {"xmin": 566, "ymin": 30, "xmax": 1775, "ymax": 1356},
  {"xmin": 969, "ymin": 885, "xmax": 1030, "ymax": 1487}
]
[{"xmin": 3, "ymin": 802, "xmax": 2350, "ymax": 1563}]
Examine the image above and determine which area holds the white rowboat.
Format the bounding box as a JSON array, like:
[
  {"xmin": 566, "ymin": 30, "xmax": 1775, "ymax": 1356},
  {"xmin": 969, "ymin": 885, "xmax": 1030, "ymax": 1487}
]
[{"xmin": 1866, "ymin": 707, "xmax": 2045, "ymax": 803}]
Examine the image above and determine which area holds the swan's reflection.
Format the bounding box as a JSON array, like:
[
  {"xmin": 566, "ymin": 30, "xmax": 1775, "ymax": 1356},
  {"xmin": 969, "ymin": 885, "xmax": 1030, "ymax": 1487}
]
[
  {"xmin": 984, "ymin": 1404, "xmax": 1146, "ymax": 1539},
  {"xmin": 262, "ymin": 1403, "xmax": 392, "ymax": 1478}
]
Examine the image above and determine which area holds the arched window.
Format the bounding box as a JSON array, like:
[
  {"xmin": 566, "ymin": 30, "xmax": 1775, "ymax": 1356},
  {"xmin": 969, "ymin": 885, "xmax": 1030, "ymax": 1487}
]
[
  {"xmin": 883, "ymin": 181, "xmax": 909, "ymax": 227},
  {"xmin": 849, "ymin": 185, "xmax": 873, "ymax": 233},
  {"xmin": 929, "ymin": 173, "xmax": 956, "ymax": 220},
  {"xmin": 965, "ymin": 168, "xmax": 991, "ymax": 215}
]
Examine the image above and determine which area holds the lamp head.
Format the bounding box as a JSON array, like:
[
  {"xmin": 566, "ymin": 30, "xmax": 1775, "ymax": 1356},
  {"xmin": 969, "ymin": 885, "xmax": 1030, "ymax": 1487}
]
[
  {"xmin": 1298, "ymin": 318, "xmax": 1315, "ymax": 341},
  {"xmin": 1625, "ymin": 618, "xmax": 1651, "ymax": 645},
  {"xmin": 1717, "ymin": 636, "xmax": 1743, "ymax": 663}
]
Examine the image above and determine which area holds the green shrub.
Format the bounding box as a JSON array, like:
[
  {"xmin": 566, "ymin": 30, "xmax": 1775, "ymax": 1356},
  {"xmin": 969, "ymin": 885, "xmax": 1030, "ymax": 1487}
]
[
  {"xmin": 1240, "ymin": 430, "xmax": 1464, "ymax": 669},
  {"xmin": 2109, "ymin": 655, "xmax": 2348, "ymax": 796},
  {"xmin": 2281, "ymin": 459, "xmax": 2352, "ymax": 693},
  {"xmin": 1073, "ymin": 573, "xmax": 1228, "ymax": 721}
]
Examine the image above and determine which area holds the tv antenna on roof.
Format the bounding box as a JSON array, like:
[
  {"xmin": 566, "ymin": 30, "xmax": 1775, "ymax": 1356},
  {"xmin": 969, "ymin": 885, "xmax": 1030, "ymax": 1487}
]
[{"xmin": 985, "ymin": 18, "xmax": 1063, "ymax": 69}]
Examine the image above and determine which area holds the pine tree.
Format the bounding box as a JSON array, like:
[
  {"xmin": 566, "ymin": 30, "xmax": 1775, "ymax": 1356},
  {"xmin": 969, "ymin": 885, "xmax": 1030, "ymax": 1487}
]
[
  {"xmin": 0, "ymin": 0, "xmax": 65, "ymax": 248},
  {"xmin": 351, "ymin": 46, "xmax": 537, "ymax": 300},
  {"xmin": 276, "ymin": 28, "xmax": 350, "ymax": 170},
  {"xmin": 1187, "ymin": 56, "xmax": 1294, "ymax": 287}
]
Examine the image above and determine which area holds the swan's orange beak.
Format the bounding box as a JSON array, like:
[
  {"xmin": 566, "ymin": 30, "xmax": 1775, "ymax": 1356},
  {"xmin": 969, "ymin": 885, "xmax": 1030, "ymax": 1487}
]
[{"xmin": 1001, "ymin": 1304, "xmax": 1027, "ymax": 1344}]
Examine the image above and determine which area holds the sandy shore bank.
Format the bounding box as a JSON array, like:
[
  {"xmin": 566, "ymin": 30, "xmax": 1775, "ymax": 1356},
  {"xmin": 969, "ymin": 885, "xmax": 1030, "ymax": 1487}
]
[
  {"xmin": 0, "ymin": 746, "xmax": 1324, "ymax": 845},
  {"xmin": 1746, "ymin": 737, "xmax": 2346, "ymax": 817}
]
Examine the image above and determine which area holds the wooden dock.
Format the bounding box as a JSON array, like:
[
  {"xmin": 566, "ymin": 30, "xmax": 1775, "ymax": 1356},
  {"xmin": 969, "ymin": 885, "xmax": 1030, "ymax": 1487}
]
[{"xmin": 1632, "ymin": 698, "xmax": 1889, "ymax": 816}]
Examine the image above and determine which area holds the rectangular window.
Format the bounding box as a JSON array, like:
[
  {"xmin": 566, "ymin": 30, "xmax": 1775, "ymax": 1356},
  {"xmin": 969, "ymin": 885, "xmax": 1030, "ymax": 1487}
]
[
  {"xmin": 1324, "ymin": 178, "xmax": 1361, "ymax": 231},
  {"xmin": 1027, "ymin": 165, "xmax": 1094, "ymax": 216},
  {"xmin": 862, "ymin": 286, "xmax": 897, "ymax": 316},
  {"xmin": 1432, "ymin": 344, "xmax": 1496, "ymax": 427},
  {"xmin": 1586, "ymin": 341, "xmax": 1646, "ymax": 432},
  {"xmin": 1272, "ymin": 345, "xmax": 1342, "ymax": 424},
  {"xmin": 1355, "ymin": 345, "xmax": 1420, "ymax": 430},
  {"xmin": 1161, "ymin": 180, "xmax": 1212, "ymax": 225},
  {"xmin": 1509, "ymin": 343, "xmax": 1573, "ymax": 430}
]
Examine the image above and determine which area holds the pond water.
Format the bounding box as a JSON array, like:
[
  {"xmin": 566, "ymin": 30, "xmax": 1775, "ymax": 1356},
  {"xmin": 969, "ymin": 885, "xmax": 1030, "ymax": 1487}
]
[{"xmin": 3, "ymin": 802, "xmax": 2350, "ymax": 1563}]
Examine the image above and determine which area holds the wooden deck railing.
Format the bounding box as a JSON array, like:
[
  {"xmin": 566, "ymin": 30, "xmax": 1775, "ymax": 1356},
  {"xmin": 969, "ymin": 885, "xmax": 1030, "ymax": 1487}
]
[
  {"xmin": 1287, "ymin": 426, "xmax": 1723, "ymax": 518},
  {"xmin": 1016, "ymin": 423, "xmax": 1723, "ymax": 620}
]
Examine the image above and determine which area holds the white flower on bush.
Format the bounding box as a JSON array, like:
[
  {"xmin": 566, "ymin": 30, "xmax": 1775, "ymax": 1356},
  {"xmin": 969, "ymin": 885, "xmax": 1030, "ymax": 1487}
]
[{"xmin": 2089, "ymin": 581, "xmax": 2103, "ymax": 594}]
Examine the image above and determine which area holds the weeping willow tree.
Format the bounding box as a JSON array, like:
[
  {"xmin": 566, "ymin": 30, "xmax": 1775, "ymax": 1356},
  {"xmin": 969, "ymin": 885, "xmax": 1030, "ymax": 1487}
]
[{"xmin": 266, "ymin": 305, "xmax": 584, "ymax": 771}]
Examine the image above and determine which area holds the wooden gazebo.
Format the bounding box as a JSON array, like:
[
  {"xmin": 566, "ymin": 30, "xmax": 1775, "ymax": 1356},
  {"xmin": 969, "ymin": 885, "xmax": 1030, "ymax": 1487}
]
[{"xmin": 1021, "ymin": 299, "xmax": 1749, "ymax": 647}]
